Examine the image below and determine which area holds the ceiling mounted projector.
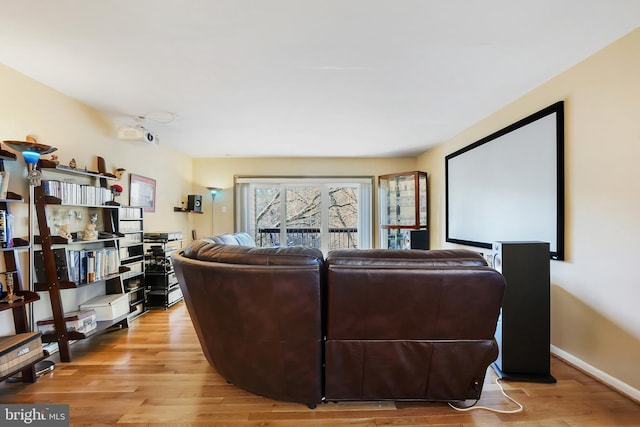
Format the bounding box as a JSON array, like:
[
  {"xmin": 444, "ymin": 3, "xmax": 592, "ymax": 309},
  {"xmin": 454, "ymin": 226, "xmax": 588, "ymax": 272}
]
[{"xmin": 117, "ymin": 125, "xmax": 159, "ymax": 145}]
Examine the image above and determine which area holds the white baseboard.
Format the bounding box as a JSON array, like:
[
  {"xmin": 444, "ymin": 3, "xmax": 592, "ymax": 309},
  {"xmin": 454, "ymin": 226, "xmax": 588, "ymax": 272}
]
[{"xmin": 551, "ymin": 345, "xmax": 640, "ymax": 403}]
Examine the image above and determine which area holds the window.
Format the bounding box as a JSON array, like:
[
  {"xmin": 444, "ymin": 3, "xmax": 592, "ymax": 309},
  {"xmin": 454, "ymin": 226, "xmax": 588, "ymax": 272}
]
[{"xmin": 235, "ymin": 177, "xmax": 373, "ymax": 253}]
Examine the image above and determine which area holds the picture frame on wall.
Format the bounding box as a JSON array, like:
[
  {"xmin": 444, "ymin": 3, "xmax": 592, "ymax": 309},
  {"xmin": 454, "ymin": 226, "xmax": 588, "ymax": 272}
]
[{"xmin": 129, "ymin": 173, "xmax": 156, "ymax": 212}]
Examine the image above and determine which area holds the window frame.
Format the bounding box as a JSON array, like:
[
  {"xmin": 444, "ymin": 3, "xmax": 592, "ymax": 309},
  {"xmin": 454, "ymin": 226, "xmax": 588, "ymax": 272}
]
[{"xmin": 235, "ymin": 176, "xmax": 374, "ymax": 253}]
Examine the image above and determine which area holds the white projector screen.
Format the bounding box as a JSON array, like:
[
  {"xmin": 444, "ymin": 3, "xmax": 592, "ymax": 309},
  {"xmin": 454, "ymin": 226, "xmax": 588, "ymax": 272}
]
[{"xmin": 445, "ymin": 101, "xmax": 564, "ymax": 260}]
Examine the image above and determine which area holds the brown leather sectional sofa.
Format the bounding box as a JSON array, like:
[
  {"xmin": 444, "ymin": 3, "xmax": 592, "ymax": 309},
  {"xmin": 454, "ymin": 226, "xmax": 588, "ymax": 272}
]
[{"xmin": 172, "ymin": 234, "xmax": 506, "ymax": 408}]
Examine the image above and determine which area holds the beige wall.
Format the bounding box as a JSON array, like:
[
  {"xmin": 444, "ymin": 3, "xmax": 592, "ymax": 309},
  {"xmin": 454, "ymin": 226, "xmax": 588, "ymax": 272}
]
[
  {"xmin": 418, "ymin": 28, "xmax": 640, "ymax": 396},
  {"xmin": 0, "ymin": 63, "xmax": 194, "ymax": 332},
  {"xmin": 190, "ymin": 157, "xmax": 416, "ymax": 240}
]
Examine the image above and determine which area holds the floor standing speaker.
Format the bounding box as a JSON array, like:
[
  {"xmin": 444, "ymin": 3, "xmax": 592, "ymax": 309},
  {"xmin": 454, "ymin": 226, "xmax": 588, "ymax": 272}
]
[{"xmin": 492, "ymin": 241, "xmax": 556, "ymax": 383}]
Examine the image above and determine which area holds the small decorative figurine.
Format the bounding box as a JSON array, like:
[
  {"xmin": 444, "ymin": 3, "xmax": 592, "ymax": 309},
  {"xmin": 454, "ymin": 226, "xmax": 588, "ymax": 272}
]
[
  {"xmin": 115, "ymin": 168, "xmax": 126, "ymax": 180},
  {"xmin": 75, "ymin": 210, "xmax": 82, "ymax": 228},
  {"xmin": 82, "ymin": 213, "xmax": 99, "ymax": 240},
  {"xmin": 58, "ymin": 223, "xmax": 73, "ymax": 242},
  {"xmin": 50, "ymin": 154, "xmax": 60, "ymax": 165},
  {"xmin": 69, "ymin": 158, "xmax": 77, "ymax": 169},
  {"xmin": 110, "ymin": 184, "xmax": 123, "ymax": 202},
  {"xmin": 0, "ymin": 273, "xmax": 23, "ymax": 304}
]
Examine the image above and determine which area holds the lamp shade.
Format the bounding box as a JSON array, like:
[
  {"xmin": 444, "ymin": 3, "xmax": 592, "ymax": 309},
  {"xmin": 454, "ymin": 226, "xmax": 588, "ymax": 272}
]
[
  {"xmin": 206, "ymin": 187, "xmax": 221, "ymax": 196},
  {"xmin": 3, "ymin": 138, "xmax": 57, "ymax": 186},
  {"xmin": 3, "ymin": 139, "xmax": 57, "ymax": 157},
  {"xmin": 22, "ymin": 150, "xmax": 41, "ymax": 165}
]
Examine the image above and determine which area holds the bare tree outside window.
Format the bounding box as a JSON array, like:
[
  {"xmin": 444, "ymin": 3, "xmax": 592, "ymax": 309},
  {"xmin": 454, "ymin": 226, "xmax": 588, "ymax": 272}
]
[
  {"xmin": 329, "ymin": 186, "xmax": 359, "ymax": 249},
  {"xmin": 251, "ymin": 183, "xmax": 360, "ymax": 250}
]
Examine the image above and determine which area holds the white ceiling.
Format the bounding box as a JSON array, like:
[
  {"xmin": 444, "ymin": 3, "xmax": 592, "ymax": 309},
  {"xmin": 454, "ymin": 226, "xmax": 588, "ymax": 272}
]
[{"xmin": 1, "ymin": 1, "xmax": 639, "ymax": 158}]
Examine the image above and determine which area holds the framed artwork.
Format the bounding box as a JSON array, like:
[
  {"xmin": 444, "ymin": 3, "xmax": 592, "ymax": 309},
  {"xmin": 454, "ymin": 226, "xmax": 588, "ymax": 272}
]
[{"xmin": 129, "ymin": 173, "xmax": 156, "ymax": 212}]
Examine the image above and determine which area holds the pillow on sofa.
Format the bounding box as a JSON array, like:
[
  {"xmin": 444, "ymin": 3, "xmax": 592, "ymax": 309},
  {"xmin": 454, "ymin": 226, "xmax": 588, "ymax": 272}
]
[
  {"xmin": 207, "ymin": 232, "xmax": 256, "ymax": 246},
  {"xmin": 233, "ymin": 232, "xmax": 256, "ymax": 246}
]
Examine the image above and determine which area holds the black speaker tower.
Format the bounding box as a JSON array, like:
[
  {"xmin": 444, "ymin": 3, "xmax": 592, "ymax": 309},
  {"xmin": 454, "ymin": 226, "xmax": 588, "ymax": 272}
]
[{"xmin": 492, "ymin": 241, "xmax": 556, "ymax": 383}]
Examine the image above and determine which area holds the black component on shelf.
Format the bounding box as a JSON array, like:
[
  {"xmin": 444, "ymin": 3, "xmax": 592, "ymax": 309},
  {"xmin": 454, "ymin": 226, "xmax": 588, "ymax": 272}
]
[{"xmin": 144, "ymin": 233, "xmax": 183, "ymax": 309}]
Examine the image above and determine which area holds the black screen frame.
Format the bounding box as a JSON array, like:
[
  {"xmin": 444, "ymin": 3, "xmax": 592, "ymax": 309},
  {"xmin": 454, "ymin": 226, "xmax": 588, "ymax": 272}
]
[{"xmin": 445, "ymin": 101, "xmax": 565, "ymax": 260}]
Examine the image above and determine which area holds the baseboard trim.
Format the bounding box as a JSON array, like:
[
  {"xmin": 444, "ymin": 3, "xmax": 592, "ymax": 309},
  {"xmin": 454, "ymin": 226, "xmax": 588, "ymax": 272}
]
[{"xmin": 551, "ymin": 345, "xmax": 640, "ymax": 404}]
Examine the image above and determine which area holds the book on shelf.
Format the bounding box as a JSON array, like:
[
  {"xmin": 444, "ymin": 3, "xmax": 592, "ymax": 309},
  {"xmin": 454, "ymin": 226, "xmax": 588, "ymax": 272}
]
[
  {"xmin": 86, "ymin": 251, "xmax": 95, "ymax": 282},
  {"xmin": 0, "ymin": 210, "xmax": 11, "ymax": 248},
  {"xmin": 0, "ymin": 171, "xmax": 9, "ymax": 199},
  {"xmin": 79, "ymin": 248, "xmax": 120, "ymax": 283},
  {"xmin": 67, "ymin": 250, "xmax": 80, "ymax": 284}
]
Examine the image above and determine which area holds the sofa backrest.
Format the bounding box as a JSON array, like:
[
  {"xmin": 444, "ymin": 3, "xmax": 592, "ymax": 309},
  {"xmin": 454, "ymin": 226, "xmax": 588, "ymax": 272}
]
[
  {"xmin": 182, "ymin": 239, "xmax": 323, "ymax": 266},
  {"xmin": 326, "ymin": 248, "xmax": 488, "ymax": 267},
  {"xmin": 324, "ymin": 249, "xmax": 502, "ymax": 340}
]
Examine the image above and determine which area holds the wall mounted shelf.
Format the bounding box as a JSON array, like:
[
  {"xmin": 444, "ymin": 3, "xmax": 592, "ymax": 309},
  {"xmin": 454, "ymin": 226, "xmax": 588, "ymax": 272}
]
[{"xmin": 173, "ymin": 207, "xmax": 203, "ymax": 214}]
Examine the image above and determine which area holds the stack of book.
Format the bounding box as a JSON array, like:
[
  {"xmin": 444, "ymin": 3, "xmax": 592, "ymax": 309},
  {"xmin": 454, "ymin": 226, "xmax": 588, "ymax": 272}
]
[
  {"xmin": 34, "ymin": 248, "xmax": 120, "ymax": 285},
  {"xmin": 42, "ymin": 180, "xmax": 112, "ymax": 205}
]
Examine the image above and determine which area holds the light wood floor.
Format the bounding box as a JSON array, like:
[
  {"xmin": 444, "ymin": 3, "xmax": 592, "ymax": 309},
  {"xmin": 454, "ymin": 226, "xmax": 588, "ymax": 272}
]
[{"xmin": 1, "ymin": 302, "xmax": 638, "ymax": 426}]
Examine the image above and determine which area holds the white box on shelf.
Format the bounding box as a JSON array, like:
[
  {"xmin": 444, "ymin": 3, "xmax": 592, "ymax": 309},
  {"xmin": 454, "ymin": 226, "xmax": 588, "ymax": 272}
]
[
  {"xmin": 80, "ymin": 294, "xmax": 129, "ymax": 321},
  {"xmin": 36, "ymin": 309, "xmax": 97, "ymax": 335}
]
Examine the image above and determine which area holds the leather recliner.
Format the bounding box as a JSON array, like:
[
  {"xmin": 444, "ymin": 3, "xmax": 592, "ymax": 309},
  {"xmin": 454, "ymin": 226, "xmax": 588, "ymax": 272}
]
[
  {"xmin": 324, "ymin": 249, "xmax": 505, "ymax": 402},
  {"xmin": 173, "ymin": 239, "xmax": 325, "ymax": 406}
]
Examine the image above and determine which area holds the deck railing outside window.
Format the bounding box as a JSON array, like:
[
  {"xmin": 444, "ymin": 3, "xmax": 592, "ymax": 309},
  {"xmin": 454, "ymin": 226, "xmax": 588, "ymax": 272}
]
[{"xmin": 257, "ymin": 227, "xmax": 358, "ymax": 250}]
